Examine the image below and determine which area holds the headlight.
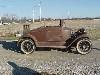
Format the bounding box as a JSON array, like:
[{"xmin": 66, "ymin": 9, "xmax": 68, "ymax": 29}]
[{"xmin": 78, "ymin": 28, "xmax": 85, "ymax": 33}]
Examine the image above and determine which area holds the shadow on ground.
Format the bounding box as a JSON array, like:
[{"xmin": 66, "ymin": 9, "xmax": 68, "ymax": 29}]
[
  {"xmin": 92, "ymin": 48, "xmax": 100, "ymax": 51},
  {"xmin": 0, "ymin": 41, "xmax": 54, "ymax": 54},
  {"xmin": 0, "ymin": 41, "xmax": 82, "ymax": 54},
  {"xmin": 0, "ymin": 40, "xmax": 52, "ymax": 51},
  {"xmin": 0, "ymin": 40, "xmax": 98, "ymax": 55},
  {"xmin": 0, "ymin": 41, "xmax": 21, "ymax": 53},
  {"xmin": 8, "ymin": 61, "xmax": 58, "ymax": 75},
  {"xmin": 8, "ymin": 61, "xmax": 41, "ymax": 75}
]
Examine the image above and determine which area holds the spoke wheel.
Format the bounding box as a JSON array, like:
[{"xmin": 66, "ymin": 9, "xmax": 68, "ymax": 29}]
[
  {"xmin": 21, "ymin": 39, "xmax": 36, "ymax": 54},
  {"xmin": 76, "ymin": 39, "xmax": 92, "ymax": 55}
]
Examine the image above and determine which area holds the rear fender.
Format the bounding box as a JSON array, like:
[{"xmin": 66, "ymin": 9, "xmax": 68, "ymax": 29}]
[{"xmin": 17, "ymin": 34, "xmax": 38, "ymax": 46}]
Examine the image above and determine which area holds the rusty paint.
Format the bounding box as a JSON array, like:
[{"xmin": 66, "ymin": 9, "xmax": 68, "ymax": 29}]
[{"xmin": 18, "ymin": 22, "xmax": 89, "ymax": 49}]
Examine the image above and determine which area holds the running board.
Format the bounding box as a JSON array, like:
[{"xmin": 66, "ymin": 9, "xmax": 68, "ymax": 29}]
[{"xmin": 37, "ymin": 46, "xmax": 66, "ymax": 49}]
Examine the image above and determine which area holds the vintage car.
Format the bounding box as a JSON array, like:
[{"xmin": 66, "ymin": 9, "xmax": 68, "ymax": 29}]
[{"xmin": 18, "ymin": 20, "xmax": 92, "ymax": 55}]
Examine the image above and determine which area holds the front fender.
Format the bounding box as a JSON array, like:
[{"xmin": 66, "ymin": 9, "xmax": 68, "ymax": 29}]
[
  {"xmin": 73, "ymin": 34, "xmax": 90, "ymax": 41},
  {"xmin": 66, "ymin": 34, "xmax": 90, "ymax": 48}
]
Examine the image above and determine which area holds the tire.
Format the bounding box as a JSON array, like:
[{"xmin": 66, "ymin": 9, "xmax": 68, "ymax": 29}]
[
  {"xmin": 76, "ymin": 38, "xmax": 92, "ymax": 55},
  {"xmin": 21, "ymin": 39, "xmax": 36, "ymax": 54}
]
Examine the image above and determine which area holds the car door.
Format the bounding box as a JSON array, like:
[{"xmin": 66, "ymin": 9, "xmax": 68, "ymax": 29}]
[
  {"xmin": 30, "ymin": 27, "xmax": 47, "ymax": 42},
  {"xmin": 46, "ymin": 26, "xmax": 63, "ymax": 42}
]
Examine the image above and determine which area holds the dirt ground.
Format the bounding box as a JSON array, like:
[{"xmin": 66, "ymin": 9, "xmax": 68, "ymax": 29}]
[{"xmin": 0, "ymin": 40, "xmax": 99, "ymax": 75}]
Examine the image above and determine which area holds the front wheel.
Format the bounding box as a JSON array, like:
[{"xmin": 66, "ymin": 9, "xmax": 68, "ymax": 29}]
[
  {"xmin": 21, "ymin": 39, "xmax": 36, "ymax": 54},
  {"xmin": 76, "ymin": 38, "xmax": 92, "ymax": 55}
]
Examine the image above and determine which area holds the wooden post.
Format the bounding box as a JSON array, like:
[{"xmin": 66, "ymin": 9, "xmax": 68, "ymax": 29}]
[{"xmin": 59, "ymin": 19, "xmax": 64, "ymax": 27}]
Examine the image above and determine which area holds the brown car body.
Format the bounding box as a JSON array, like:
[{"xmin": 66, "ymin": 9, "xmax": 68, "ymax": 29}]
[
  {"xmin": 18, "ymin": 26, "xmax": 89, "ymax": 48},
  {"xmin": 18, "ymin": 21, "xmax": 92, "ymax": 54}
]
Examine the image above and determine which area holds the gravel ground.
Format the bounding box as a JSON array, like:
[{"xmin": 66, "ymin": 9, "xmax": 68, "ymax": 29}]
[{"xmin": 0, "ymin": 40, "xmax": 100, "ymax": 75}]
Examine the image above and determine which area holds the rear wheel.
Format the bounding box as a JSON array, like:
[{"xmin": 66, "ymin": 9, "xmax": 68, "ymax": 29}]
[
  {"xmin": 76, "ymin": 38, "xmax": 92, "ymax": 55},
  {"xmin": 21, "ymin": 39, "xmax": 36, "ymax": 54}
]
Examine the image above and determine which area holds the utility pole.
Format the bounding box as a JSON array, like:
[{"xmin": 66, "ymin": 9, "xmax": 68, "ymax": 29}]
[
  {"xmin": 0, "ymin": 16, "xmax": 2, "ymax": 24},
  {"xmin": 67, "ymin": 10, "xmax": 70, "ymax": 20},
  {"xmin": 33, "ymin": 0, "xmax": 42, "ymax": 22},
  {"xmin": 39, "ymin": 1, "xmax": 42, "ymax": 22},
  {"xmin": 33, "ymin": 8, "xmax": 35, "ymax": 23},
  {"xmin": 0, "ymin": 5, "xmax": 5, "ymax": 25}
]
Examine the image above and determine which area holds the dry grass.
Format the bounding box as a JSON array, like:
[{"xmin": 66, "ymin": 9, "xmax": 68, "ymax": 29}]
[
  {"xmin": 88, "ymin": 29, "xmax": 100, "ymax": 40},
  {"xmin": 0, "ymin": 20, "xmax": 100, "ymax": 40}
]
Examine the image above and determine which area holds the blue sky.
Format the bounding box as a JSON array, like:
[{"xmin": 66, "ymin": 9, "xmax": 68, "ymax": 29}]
[{"xmin": 0, "ymin": 0, "xmax": 100, "ymax": 18}]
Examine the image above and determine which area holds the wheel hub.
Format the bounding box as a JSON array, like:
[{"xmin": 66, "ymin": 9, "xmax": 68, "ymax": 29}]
[
  {"xmin": 78, "ymin": 40, "xmax": 91, "ymax": 53},
  {"xmin": 23, "ymin": 41, "xmax": 33, "ymax": 52}
]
